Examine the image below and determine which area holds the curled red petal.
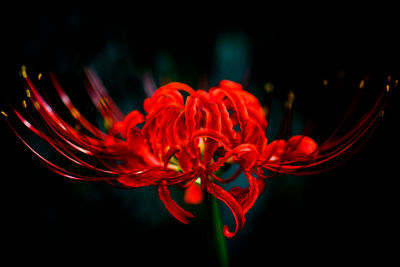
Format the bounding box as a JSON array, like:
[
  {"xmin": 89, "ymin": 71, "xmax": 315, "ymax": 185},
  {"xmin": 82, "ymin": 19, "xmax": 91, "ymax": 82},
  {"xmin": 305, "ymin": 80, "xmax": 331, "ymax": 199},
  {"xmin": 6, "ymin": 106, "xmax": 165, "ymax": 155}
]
[
  {"xmin": 262, "ymin": 140, "xmax": 286, "ymax": 162},
  {"xmin": 158, "ymin": 183, "xmax": 194, "ymax": 224},
  {"xmin": 163, "ymin": 145, "xmax": 181, "ymax": 169},
  {"xmin": 240, "ymin": 171, "xmax": 259, "ymax": 213},
  {"xmin": 184, "ymin": 96, "xmax": 199, "ymax": 134},
  {"xmin": 286, "ymin": 135, "xmax": 317, "ymax": 158},
  {"xmin": 118, "ymin": 110, "xmax": 145, "ymax": 139},
  {"xmin": 144, "ymin": 82, "xmax": 194, "ymax": 114},
  {"xmin": 190, "ymin": 128, "xmax": 231, "ymax": 151},
  {"xmin": 218, "ymin": 80, "xmax": 243, "ymax": 91},
  {"xmin": 211, "ymin": 166, "xmax": 242, "ymax": 184},
  {"xmin": 202, "ymin": 102, "xmax": 222, "ymax": 165},
  {"xmin": 173, "ymin": 111, "xmax": 188, "ymax": 145},
  {"xmin": 229, "ymin": 175, "xmax": 259, "ymax": 214},
  {"xmin": 205, "ymin": 181, "xmax": 245, "ymax": 238},
  {"xmin": 208, "ymin": 144, "xmax": 257, "ymax": 174}
]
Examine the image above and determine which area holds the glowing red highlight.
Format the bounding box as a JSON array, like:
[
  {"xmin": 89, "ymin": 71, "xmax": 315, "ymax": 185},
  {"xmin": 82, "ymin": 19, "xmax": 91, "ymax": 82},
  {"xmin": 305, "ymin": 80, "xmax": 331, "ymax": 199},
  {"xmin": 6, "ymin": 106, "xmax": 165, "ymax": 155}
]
[{"xmin": 184, "ymin": 183, "xmax": 204, "ymax": 205}]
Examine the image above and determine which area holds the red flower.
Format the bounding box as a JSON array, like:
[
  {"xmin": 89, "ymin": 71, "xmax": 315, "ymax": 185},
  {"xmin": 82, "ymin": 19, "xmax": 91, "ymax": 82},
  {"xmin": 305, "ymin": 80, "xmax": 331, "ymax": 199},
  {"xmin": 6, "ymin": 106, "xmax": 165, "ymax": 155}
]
[{"xmin": 3, "ymin": 68, "xmax": 391, "ymax": 237}]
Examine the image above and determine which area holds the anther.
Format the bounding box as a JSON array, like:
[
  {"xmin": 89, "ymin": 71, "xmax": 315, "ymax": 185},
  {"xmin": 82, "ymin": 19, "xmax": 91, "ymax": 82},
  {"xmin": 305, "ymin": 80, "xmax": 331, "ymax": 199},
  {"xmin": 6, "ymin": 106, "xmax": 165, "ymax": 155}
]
[
  {"xmin": 264, "ymin": 82, "xmax": 274, "ymax": 93},
  {"xmin": 359, "ymin": 80, "xmax": 365, "ymax": 89},
  {"xmin": 285, "ymin": 90, "xmax": 295, "ymax": 109},
  {"xmin": 21, "ymin": 65, "xmax": 27, "ymax": 79}
]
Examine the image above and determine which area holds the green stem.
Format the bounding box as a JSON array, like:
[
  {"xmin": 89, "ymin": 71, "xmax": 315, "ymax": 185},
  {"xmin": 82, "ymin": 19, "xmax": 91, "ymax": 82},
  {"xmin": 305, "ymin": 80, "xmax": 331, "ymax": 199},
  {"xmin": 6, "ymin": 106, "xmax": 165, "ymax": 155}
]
[{"xmin": 211, "ymin": 196, "xmax": 229, "ymax": 267}]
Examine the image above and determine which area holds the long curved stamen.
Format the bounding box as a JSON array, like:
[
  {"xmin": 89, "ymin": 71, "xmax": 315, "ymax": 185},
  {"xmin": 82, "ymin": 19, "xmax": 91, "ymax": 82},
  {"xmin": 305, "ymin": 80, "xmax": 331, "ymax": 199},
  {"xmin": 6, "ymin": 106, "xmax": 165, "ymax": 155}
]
[
  {"xmin": 4, "ymin": 115, "xmax": 116, "ymax": 181},
  {"xmin": 50, "ymin": 72, "xmax": 107, "ymax": 139},
  {"xmin": 13, "ymin": 108, "xmax": 119, "ymax": 175}
]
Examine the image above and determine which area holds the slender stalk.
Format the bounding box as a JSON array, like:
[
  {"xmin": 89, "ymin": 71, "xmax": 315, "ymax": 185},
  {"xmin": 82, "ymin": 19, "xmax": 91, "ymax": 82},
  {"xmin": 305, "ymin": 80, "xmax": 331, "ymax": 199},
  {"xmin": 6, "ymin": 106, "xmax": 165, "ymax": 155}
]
[{"xmin": 211, "ymin": 195, "xmax": 229, "ymax": 267}]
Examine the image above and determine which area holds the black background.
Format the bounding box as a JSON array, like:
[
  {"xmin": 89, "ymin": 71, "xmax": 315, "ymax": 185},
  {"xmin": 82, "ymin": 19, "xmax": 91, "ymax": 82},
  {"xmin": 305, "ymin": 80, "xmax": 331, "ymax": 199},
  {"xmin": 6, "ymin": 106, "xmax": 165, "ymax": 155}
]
[{"xmin": 1, "ymin": 3, "xmax": 398, "ymax": 265}]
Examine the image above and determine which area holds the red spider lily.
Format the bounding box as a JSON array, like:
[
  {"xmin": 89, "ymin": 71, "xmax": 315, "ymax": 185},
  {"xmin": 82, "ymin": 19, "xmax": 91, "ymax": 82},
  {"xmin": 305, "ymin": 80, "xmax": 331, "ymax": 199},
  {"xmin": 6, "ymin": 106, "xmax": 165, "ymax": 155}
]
[{"xmin": 2, "ymin": 68, "xmax": 392, "ymax": 238}]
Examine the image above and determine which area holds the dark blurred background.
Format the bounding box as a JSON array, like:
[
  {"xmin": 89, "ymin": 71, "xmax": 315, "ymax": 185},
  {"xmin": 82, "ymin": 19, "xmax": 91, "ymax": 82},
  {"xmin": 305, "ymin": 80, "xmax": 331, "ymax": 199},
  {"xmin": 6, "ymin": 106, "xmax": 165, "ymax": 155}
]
[{"xmin": 1, "ymin": 3, "xmax": 398, "ymax": 265}]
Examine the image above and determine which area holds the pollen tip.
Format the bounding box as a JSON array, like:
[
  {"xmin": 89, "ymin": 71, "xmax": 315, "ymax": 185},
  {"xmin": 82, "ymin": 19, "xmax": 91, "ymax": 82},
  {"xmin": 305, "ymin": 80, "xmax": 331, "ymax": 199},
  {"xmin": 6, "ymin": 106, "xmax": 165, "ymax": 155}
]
[
  {"xmin": 288, "ymin": 90, "xmax": 295, "ymax": 101},
  {"xmin": 21, "ymin": 65, "xmax": 27, "ymax": 79},
  {"xmin": 22, "ymin": 100, "xmax": 27, "ymax": 108},
  {"xmin": 1, "ymin": 111, "xmax": 8, "ymax": 117},
  {"xmin": 264, "ymin": 82, "xmax": 274, "ymax": 93},
  {"xmin": 285, "ymin": 90, "xmax": 295, "ymax": 108},
  {"xmin": 26, "ymin": 89, "xmax": 31, "ymax": 98},
  {"xmin": 34, "ymin": 102, "xmax": 40, "ymax": 110},
  {"xmin": 359, "ymin": 79, "xmax": 365, "ymax": 89}
]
